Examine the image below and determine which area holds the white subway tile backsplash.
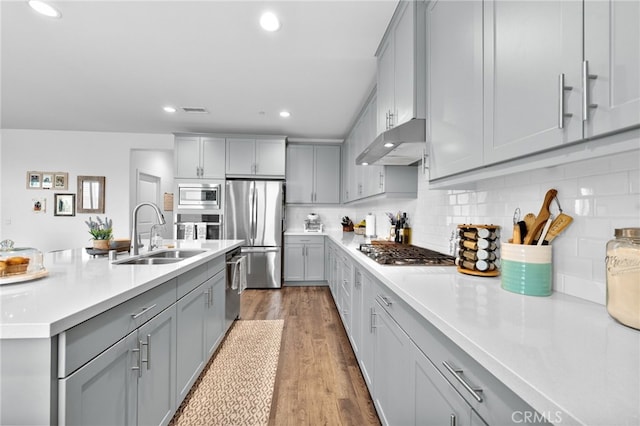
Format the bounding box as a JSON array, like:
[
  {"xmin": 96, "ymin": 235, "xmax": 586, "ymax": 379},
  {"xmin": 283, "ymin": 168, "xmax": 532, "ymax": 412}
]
[
  {"xmin": 561, "ymin": 275, "xmax": 606, "ymax": 305},
  {"xmin": 629, "ymin": 170, "xmax": 640, "ymax": 193},
  {"xmin": 579, "ymin": 172, "xmax": 629, "ymax": 196}
]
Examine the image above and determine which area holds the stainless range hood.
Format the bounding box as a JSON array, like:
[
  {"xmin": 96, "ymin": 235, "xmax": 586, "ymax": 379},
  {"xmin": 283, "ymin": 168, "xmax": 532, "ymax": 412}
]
[{"xmin": 355, "ymin": 118, "xmax": 426, "ymax": 166}]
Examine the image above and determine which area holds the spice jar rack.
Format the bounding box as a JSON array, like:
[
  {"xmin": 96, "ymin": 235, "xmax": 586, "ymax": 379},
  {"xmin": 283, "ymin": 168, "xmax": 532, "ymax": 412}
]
[{"xmin": 455, "ymin": 224, "xmax": 501, "ymax": 277}]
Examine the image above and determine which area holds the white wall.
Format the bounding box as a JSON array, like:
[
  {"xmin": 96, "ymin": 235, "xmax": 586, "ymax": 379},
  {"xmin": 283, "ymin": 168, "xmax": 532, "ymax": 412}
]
[
  {"xmin": 0, "ymin": 129, "xmax": 173, "ymax": 252},
  {"xmin": 355, "ymin": 146, "xmax": 640, "ymax": 306}
]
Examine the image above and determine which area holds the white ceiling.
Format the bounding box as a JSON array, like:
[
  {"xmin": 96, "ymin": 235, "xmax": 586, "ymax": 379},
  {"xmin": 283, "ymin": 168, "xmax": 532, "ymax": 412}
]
[{"xmin": 1, "ymin": 0, "xmax": 397, "ymax": 140}]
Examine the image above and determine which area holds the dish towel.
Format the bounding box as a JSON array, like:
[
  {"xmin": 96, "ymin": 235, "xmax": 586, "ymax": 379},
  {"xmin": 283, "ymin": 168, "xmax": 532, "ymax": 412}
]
[{"xmin": 229, "ymin": 255, "xmax": 247, "ymax": 294}]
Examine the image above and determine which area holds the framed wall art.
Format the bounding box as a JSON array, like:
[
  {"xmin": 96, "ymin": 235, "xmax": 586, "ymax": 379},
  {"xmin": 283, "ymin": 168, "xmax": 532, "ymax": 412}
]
[
  {"xmin": 27, "ymin": 172, "xmax": 42, "ymax": 189},
  {"xmin": 32, "ymin": 198, "xmax": 46, "ymax": 213},
  {"xmin": 54, "ymin": 173, "xmax": 68, "ymax": 190},
  {"xmin": 54, "ymin": 193, "xmax": 75, "ymax": 216}
]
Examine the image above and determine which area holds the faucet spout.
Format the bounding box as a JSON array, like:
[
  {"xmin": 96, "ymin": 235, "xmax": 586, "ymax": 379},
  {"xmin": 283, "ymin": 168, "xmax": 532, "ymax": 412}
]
[{"xmin": 131, "ymin": 202, "xmax": 166, "ymax": 255}]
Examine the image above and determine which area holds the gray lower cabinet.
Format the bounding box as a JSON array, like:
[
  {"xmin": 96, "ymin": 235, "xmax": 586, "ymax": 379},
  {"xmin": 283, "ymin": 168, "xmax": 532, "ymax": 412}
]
[
  {"xmin": 59, "ymin": 305, "xmax": 177, "ymax": 426},
  {"xmin": 284, "ymin": 236, "xmax": 325, "ymax": 283},
  {"xmin": 372, "ymin": 296, "xmax": 413, "ymax": 426},
  {"xmin": 413, "ymin": 341, "xmax": 486, "ymax": 426},
  {"xmin": 177, "ymin": 268, "xmax": 226, "ymax": 406},
  {"xmin": 330, "ymin": 245, "xmax": 550, "ymax": 426}
]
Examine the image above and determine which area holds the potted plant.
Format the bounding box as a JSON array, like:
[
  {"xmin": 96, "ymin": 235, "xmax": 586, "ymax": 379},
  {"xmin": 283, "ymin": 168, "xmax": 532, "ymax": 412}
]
[{"xmin": 85, "ymin": 216, "xmax": 113, "ymax": 250}]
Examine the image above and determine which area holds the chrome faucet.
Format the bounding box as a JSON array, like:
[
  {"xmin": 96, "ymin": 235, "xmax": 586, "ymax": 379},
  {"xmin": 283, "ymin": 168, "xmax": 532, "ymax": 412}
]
[{"xmin": 131, "ymin": 202, "xmax": 166, "ymax": 255}]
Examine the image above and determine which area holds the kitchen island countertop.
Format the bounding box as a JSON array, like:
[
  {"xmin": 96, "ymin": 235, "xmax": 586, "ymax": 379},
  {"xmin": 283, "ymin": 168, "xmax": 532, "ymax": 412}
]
[
  {"xmin": 326, "ymin": 231, "xmax": 639, "ymax": 426},
  {"xmin": 0, "ymin": 240, "xmax": 243, "ymax": 339}
]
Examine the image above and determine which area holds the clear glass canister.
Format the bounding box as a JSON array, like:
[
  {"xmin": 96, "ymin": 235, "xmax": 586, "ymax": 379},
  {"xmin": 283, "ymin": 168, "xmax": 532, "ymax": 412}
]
[{"xmin": 606, "ymin": 228, "xmax": 640, "ymax": 330}]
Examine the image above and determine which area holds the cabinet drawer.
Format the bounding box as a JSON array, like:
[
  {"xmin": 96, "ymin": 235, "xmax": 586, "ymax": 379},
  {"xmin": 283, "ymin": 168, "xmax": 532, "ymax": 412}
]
[
  {"xmin": 177, "ymin": 263, "xmax": 209, "ymax": 298},
  {"xmin": 374, "ymin": 285, "xmax": 548, "ymax": 425},
  {"xmin": 58, "ymin": 279, "xmax": 176, "ymax": 377},
  {"xmin": 207, "ymin": 255, "xmax": 225, "ymax": 279},
  {"xmin": 286, "ymin": 235, "xmax": 324, "ymax": 245}
]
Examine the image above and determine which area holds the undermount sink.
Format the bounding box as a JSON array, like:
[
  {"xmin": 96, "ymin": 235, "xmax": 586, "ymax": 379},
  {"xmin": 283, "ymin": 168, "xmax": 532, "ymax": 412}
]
[
  {"xmin": 145, "ymin": 250, "xmax": 206, "ymax": 259},
  {"xmin": 113, "ymin": 249, "xmax": 206, "ymax": 265},
  {"xmin": 115, "ymin": 257, "xmax": 183, "ymax": 265}
]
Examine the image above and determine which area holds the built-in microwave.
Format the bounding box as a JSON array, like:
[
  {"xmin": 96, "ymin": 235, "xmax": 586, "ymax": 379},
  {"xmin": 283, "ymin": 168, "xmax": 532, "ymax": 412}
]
[{"xmin": 177, "ymin": 183, "xmax": 220, "ymax": 210}]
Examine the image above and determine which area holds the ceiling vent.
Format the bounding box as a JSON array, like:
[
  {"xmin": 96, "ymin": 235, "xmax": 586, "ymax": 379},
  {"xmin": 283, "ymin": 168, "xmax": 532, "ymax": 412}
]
[{"xmin": 181, "ymin": 107, "xmax": 209, "ymax": 114}]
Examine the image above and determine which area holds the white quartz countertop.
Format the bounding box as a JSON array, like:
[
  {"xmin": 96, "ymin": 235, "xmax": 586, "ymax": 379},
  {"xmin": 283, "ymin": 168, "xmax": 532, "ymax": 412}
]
[
  {"xmin": 0, "ymin": 240, "xmax": 243, "ymax": 339},
  {"xmin": 325, "ymin": 231, "xmax": 640, "ymax": 426}
]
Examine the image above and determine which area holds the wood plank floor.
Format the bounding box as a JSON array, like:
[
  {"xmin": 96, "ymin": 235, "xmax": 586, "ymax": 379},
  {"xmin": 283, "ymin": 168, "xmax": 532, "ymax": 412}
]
[{"xmin": 241, "ymin": 286, "xmax": 380, "ymax": 426}]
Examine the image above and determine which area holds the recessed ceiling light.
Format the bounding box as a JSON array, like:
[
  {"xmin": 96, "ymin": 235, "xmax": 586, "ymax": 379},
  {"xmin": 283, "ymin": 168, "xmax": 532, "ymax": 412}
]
[
  {"xmin": 361, "ymin": 162, "xmax": 369, "ymax": 166},
  {"xmin": 384, "ymin": 142, "xmax": 395, "ymax": 148},
  {"xmin": 28, "ymin": 0, "xmax": 61, "ymax": 18},
  {"xmin": 260, "ymin": 12, "xmax": 281, "ymax": 32},
  {"xmin": 163, "ymin": 106, "xmax": 177, "ymax": 113},
  {"xmin": 279, "ymin": 111, "xmax": 291, "ymax": 118}
]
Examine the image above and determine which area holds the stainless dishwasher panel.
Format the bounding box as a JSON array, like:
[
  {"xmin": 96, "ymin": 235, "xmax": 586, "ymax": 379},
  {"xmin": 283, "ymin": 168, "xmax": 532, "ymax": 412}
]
[
  {"xmin": 241, "ymin": 246, "xmax": 282, "ymax": 289},
  {"xmin": 225, "ymin": 249, "xmax": 243, "ymax": 330}
]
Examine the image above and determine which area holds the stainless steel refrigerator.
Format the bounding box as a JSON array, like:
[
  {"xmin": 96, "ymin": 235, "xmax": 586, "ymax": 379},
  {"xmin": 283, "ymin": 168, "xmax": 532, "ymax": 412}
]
[{"xmin": 225, "ymin": 180, "xmax": 284, "ymax": 288}]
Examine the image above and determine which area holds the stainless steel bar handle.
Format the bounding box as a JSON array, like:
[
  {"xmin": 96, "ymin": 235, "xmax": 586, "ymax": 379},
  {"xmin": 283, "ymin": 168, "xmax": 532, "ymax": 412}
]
[
  {"xmin": 210, "ymin": 286, "xmax": 214, "ymax": 306},
  {"xmin": 131, "ymin": 340, "xmax": 142, "ymax": 377},
  {"xmin": 377, "ymin": 294, "xmax": 392, "ymax": 307},
  {"xmin": 141, "ymin": 335, "xmax": 150, "ymax": 370},
  {"xmin": 558, "ymin": 73, "xmax": 573, "ymax": 129},
  {"xmin": 370, "ymin": 307, "xmax": 376, "ymax": 333},
  {"xmin": 204, "ymin": 288, "xmax": 210, "ymax": 307},
  {"xmin": 582, "ymin": 60, "xmax": 598, "ymax": 121},
  {"xmin": 442, "ymin": 361, "xmax": 484, "ymax": 403},
  {"xmin": 131, "ymin": 304, "xmax": 157, "ymax": 320},
  {"xmin": 450, "ymin": 414, "xmax": 457, "ymax": 426}
]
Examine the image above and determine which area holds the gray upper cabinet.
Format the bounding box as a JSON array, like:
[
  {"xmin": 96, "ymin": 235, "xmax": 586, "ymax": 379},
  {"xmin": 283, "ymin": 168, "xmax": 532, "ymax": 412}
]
[
  {"xmin": 584, "ymin": 0, "xmax": 640, "ymax": 138},
  {"xmin": 483, "ymin": 0, "xmax": 583, "ymax": 164},
  {"xmin": 427, "ymin": 0, "xmax": 484, "ymax": 179},
  {"xmin": 226, "ymin": 138, "xmax": 286, "ymax": 178},
  {"xmin": 286, "ymin": 144, "xmax": 340, "ymax": 204},
  {"xmin": 428, "ymin": 0, "xmax": 639, "ymax": 182},
  {"xmin": 175, "ymin": 135, "xmax": 226, "ymax": 179},
  {"xmin": 376, "ymin": 1, "xmax": 426, "ymax": 134}
]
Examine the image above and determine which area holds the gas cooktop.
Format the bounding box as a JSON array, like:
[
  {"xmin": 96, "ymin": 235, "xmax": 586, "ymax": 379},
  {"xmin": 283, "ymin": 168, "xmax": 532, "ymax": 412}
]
[{"xmin": 358, "ymin": 242, "xmax": 456, "ymax": 266}]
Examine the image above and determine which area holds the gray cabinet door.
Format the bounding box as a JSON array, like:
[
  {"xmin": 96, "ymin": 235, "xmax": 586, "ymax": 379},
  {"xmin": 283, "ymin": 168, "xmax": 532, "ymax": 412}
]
[
  {"xmin": 427, "ymin": 0, "xmax": 484, "ymax": 179},
  {"xmin": 226, "ymin": 138, "xmax": 256, "ymax": 175},
  {"xmin": 286, "ymin": 145, "xmax": 314, "ymax": 203},
  {"xmin": 483, "ymin": 0, "xmax": 582, "ymax": 164},
  {"xmin": 204, "ymin": 271, "xmax": 226, "ymax": 358},
  {"xmin": 413, "ymin": 343, "xmax": 474, "ymax": 426},
  {"xmin": 584, "ymin": 0, "xmax": 640, "ymax": 138},
  {"xmin": 176, "ymin": 285, "xmax": 206, "ymax": 405},
  {"xmin": 175, "ymin": 136, "xmax": 201, "ymax": 178},
  {"xmin": 350, "ymin": 268, "xmax": 364, "ymax": 357},
  {"xmin": 200, "ymin": 137, "xmax": 226, "ymax": 179},
  {"xmin": 304, "ymin": 243, "xmax": 326, "ymax": 281},
  {"xmin": 256, "ymin": 139, "xmax": 286, "ymax": 177},
  {"xmin": 137, "ymin": 305, "xmax": 177, "ymax": 426},
  {"xmin": 373, "ymin": 301, "xmax": 413, "ymax": 426},
  {"xmin": 360, "ymin": 273, "xmax": 375, "ymax": 389},
  {"xmin": 60, "ymin": 331, "xmax": 138, "ymax": 426},
  {"xmin": 284, "ymin": 242, "xmax": 305, "ymax": 281},
  {"xmin": 313, "ymin": 145, "xmax": 340, "ymax": 204}
]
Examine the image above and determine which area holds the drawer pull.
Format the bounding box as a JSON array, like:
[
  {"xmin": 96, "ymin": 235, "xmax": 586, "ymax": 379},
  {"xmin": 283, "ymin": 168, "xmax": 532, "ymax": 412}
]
[
  {"xmin": 370, "ymin": 307, "xmax": 376, "ymax": 333},
  {"xmin": 450, "ymin": 414, "xmax": 456, "ymax": 426},
  {"xmin": 131, "ymin": 340, "xmax": 142, "ymax": 377},
  {"xmin": 442, "ymin": 361, "xmax": 483, "ymax": 403},
  {"xmin": 131, "ymin": 304, "xmax": 157, "ymax": 320},
  {"xmin": 142, "ymin": 334, "xmax": 151, "ymax": 370},
  {"xmin": 376, "ymin": 294, "xmax": 392, "ymax": 307}
]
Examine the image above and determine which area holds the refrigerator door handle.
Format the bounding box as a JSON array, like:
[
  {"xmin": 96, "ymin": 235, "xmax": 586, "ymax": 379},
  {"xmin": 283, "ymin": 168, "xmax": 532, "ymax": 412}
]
[
  {"xmin": 253, "ymin": 185, "xmax": 259, "ymax": 241},
  {"xmin": 250, "ymin": 184, "xmax": 256, "ymax": 245}
]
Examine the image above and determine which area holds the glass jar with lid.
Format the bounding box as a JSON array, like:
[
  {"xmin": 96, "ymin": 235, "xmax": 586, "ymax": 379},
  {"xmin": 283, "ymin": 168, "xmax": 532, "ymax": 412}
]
[
  {"xmin": 0, "ymin": 239, "xmax": 45, "ymax": 279},
  {"xmin": 606, "ymin": 228, "xmax": 640, "ymax": 330}
]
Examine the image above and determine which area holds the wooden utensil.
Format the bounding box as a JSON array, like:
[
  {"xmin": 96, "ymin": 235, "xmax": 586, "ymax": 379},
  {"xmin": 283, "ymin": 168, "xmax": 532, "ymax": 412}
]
[
  {"xmin": 523, "ymin": 213, "xmax": 536, "ymax": 236},
  {"xmin": 543, "ymin": 213, "xmax": 574, "ymax": 244},
  {"xmin": 523, "ymin": 189, "xmax": 558, "ymax": 245}
]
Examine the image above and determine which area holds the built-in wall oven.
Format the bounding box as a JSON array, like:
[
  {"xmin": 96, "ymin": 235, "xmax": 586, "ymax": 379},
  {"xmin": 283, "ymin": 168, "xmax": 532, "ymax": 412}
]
[
  {"xmin": 175, "ymin": 213, "xmax": 222, "ymax": 240},
  {"xmin": 177, "ymin": 183, "xmax": 221, "ymax": 210}
]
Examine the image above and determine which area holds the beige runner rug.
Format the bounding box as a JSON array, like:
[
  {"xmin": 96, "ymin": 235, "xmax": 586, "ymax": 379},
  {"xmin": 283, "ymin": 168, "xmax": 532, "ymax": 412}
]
[{"xmin": 170, "ymin": 319, "xmax": 284, "ymax": 426}]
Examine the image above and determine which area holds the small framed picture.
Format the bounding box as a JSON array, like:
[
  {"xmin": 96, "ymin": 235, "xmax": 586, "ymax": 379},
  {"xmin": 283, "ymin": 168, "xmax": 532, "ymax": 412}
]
[
  {"xmin": 54, "ymin": 193, "xmax": 76, "ymax": 216},
  {"xmin": 42, "ymin": 173, "xmax": 53, "ymax": 189},
  {"xmin": 54, "ymin": 173, "xmax": 68, "ymax": 190},
  {"xmin": 32, "ymin": 198, "xmax": 46, "ymax": 213},
  {"xmin": 27, "ymin": 172, "xmax": 42, "ymax": 189}
]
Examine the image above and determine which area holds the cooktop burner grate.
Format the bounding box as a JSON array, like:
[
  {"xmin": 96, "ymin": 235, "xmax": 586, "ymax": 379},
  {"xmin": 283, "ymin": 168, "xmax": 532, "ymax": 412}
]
[{"xmin": 358, "ymin": 243, "xmax": 455, "ymax": 266}]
